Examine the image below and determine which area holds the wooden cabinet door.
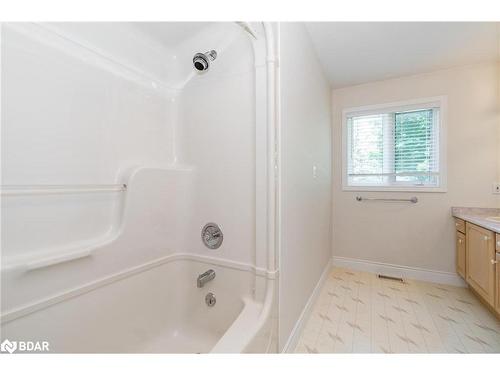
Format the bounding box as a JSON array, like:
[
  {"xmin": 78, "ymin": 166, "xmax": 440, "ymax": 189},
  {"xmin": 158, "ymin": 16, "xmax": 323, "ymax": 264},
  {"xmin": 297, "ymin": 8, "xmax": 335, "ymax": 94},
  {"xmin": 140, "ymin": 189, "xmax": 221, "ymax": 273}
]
[
  {"xmin": 456, "ymin": 231, "xmax": 466, "ymax": 279},
  {"xmin": 496, "ymin": 235, "xmax": 500, "ymax": 315},
  {"xmin": 466, "ymin": 223, "xmax": 495, "ymax": 306},
  {"xmin": 496, "ymin": 257, "xmax": 500, "ymax": 315}
]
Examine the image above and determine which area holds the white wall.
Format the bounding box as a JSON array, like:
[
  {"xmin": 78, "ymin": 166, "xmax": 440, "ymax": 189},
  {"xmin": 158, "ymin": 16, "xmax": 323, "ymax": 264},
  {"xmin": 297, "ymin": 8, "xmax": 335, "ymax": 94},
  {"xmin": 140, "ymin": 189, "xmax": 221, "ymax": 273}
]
[
  {"xmin": 278, "ymin": 23, "xmax": 332, "ymax": 350},
  {"xmin": 331, "ymin": 63, "xmax": 500, "ymax": 275},
  {"xmin": 497, "ymin": 62, "xmax": 500, "ymax": 207}
]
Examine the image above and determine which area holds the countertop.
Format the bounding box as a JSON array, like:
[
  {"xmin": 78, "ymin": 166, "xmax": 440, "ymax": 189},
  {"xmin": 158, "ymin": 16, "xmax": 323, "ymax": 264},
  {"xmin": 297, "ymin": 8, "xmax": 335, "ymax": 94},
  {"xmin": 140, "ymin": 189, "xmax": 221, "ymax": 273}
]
[{"xmin": 452, "ymin": 207, "xmax": 500, "ymax": 234}]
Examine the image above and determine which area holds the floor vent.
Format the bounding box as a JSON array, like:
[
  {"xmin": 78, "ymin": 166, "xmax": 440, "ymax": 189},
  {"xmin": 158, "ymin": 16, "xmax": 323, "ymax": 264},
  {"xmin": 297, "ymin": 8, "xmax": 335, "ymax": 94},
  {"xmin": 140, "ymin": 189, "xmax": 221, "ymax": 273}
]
[{"xmin": 377, "ymin": 274, "xmax": 405, "ymax": 283}]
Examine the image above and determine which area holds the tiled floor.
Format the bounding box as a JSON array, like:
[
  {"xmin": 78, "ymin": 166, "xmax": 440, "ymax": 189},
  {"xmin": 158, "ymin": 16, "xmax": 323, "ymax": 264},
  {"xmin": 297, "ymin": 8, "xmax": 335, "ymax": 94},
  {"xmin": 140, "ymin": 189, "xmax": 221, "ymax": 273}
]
[{"xmin": 295, "ymin": 267, "xmax": 500, "ymax": 353}]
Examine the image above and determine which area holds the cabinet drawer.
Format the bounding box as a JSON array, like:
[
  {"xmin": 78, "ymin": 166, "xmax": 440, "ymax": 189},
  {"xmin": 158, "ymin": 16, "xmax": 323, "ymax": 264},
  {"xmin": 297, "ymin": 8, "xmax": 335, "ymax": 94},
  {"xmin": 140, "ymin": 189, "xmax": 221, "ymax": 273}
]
[{"xmin": 454, "ymin": 218, "xmax": 465, "ymax": 234}]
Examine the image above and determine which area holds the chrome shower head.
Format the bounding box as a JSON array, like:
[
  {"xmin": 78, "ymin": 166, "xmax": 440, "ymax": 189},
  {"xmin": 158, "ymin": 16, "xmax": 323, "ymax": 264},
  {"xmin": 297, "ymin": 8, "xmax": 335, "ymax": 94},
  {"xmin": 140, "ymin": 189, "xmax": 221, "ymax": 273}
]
[{"xmin": 193, "ymin": 50, "xmax": 217, "ymax": 72}]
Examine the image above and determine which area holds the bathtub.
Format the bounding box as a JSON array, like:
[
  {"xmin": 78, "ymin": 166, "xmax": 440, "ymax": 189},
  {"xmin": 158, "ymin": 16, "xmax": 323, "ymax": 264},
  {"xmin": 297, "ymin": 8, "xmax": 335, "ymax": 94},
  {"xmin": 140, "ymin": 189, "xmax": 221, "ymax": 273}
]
[{"xmin": 0, "ymin": 256, "xmax": 277, "ymax": 353}]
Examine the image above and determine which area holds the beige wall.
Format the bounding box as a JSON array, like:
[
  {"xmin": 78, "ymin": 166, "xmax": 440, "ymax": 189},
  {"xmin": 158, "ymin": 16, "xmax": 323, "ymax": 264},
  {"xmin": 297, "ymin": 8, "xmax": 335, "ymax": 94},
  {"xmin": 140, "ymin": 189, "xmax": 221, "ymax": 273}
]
[
  {"xmin": 498, "ymin": 62, "xmax": 500, "ymax": 204},
  {"xmin": 279, "ymin": 23, "xmax": 332, "ymax": 349},
  {"xmin": 332, "ymin": 63, "xmax": 500, "ymax": 273}
]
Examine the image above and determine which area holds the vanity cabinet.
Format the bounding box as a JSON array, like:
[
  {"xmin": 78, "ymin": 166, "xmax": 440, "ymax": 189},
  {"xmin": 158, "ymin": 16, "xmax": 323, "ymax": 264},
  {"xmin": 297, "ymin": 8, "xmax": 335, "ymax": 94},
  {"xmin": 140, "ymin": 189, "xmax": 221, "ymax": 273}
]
[
  {"xmin": 465, "ymin": 222, "xmax": 496, "ymax": 306},
  {"xmin": 496, "ymin": 257, "xmax": 500, "ymax": 315},
  {"xmin": 496, "ymin": 234, "xmax": 500, "ymax": 315}
]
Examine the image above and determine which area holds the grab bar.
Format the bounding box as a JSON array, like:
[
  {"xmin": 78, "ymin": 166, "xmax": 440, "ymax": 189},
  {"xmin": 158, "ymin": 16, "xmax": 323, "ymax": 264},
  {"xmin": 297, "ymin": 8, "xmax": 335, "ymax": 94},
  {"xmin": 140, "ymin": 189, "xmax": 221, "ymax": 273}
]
[
  {"xmin": 0, "ymin": 184, "xmax": 127, "ymax": 196},
  {"xmin": 356, "ymin": 196, "xmax": 418, "ymax": 203}
]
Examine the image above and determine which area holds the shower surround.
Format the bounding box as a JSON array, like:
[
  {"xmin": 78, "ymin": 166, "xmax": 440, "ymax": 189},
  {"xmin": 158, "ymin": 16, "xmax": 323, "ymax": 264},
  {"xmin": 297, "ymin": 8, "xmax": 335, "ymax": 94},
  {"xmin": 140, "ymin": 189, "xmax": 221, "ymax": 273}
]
[{"xmin": 1, "ymin": 22, "xmax": 278, "ymax": 353}]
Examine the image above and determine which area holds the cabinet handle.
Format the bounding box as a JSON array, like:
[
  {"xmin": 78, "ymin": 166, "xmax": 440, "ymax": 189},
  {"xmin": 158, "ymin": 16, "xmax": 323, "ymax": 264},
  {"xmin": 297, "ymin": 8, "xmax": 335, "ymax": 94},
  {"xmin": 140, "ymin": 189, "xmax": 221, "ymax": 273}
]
[
  {"xmin": 455, "ymin": 223, "xmax": 459, "ymax": 227},
  {"xmin": 458, "ymin": 239, "xmax": 462, "ymax": 244},
  {"xmin": 491, "ymin": 259, "xmax": 498, "ymax": 265},
  {"xmin": 483, "ymin": 236, "xmax": 489, "ymax": 241}
]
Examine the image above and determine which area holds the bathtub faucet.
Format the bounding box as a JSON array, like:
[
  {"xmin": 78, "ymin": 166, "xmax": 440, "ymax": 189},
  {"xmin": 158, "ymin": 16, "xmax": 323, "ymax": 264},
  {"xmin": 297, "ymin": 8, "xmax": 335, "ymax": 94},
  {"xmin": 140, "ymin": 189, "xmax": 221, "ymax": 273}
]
[{"xmin": 197, "ymin": 269, "xmax": 216, "ymax": 288}]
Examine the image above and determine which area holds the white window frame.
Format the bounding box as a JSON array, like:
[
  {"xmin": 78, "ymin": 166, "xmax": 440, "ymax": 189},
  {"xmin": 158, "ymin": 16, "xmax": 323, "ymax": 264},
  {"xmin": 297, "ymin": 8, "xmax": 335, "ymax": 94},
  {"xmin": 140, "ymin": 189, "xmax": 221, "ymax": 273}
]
[{"xmin": 342, "ymin": 96, "xmax": 447, "ymax": 192}]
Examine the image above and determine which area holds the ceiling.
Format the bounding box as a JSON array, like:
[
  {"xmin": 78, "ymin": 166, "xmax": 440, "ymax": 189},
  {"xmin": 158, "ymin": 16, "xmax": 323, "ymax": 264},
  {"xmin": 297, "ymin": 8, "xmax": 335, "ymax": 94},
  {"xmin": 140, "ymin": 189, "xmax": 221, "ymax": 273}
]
[{"xmin": 305, "ymin": 22, "xmax": 499, "ymax": 88}]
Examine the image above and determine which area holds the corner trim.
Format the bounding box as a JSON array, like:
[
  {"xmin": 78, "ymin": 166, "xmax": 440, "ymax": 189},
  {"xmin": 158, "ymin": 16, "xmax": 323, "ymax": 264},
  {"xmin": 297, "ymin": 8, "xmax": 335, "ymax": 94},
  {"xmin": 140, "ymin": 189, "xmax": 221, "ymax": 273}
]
[
  {"xmin": 281, "ymin": 259, "xmax": 331, "ymax": 353},
  {"xmin": 331, "ymin": 256, "xmax": 466, "ymax": 287}
]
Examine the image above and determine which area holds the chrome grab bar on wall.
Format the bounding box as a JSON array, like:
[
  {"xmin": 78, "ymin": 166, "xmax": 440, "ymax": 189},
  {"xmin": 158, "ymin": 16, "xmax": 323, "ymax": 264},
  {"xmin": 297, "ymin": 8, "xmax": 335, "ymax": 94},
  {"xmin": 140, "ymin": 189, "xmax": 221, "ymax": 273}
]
[
  {"xmin": 355, "ymin": 196, "xmax": 418, "ymax": 203},
  {"xmin": 0, "ymin": 184, "xmax": 127, "ymax": 196}
]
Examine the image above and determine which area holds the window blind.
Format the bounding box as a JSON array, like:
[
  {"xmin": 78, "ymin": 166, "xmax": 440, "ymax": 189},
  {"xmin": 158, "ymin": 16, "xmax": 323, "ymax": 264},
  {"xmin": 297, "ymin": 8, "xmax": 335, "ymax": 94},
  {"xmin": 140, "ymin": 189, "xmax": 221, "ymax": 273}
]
[{"xmin": 346, "ymin": 107, "xmax": 440, "ymax": 188}]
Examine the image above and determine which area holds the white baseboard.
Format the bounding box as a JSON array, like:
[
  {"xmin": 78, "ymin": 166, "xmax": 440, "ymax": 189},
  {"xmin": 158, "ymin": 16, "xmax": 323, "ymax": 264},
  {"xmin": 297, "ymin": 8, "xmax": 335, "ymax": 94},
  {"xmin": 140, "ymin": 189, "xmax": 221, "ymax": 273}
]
[
  {"xmin": 281, "ymin": 259, "xmax": 332, "ymax": 353},
  {"xmin": 331, "ymin": 256, "xmax": 466, "ymax": 287}
]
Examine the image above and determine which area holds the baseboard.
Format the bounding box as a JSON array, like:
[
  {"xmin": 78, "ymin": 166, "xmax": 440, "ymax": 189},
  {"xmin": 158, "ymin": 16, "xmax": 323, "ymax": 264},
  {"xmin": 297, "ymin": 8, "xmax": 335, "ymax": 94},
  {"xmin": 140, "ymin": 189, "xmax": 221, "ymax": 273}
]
[
  {"xmin": 332, "ymin": 256, "xmax": 466, "ymax": 287},
  {"xmin": 281, "ymin": 259, "xmax": 332, "ymax": 353}
]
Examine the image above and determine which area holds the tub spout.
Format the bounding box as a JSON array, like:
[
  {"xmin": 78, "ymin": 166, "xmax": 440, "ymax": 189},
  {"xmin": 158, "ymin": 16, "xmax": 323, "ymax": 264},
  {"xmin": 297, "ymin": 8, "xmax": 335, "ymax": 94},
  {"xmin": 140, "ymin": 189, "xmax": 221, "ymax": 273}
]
[{"xmin": 197, "ymin": 269, "xmax": 216, "ymax": 288}]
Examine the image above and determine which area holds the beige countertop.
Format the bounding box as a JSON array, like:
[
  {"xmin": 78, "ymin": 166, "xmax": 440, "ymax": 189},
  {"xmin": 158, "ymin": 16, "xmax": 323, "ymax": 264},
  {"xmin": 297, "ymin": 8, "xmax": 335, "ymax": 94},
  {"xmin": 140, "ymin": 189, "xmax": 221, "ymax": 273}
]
[{"xmin": 452, "ymin": 207, "xmax": 500, "ymax": 234}]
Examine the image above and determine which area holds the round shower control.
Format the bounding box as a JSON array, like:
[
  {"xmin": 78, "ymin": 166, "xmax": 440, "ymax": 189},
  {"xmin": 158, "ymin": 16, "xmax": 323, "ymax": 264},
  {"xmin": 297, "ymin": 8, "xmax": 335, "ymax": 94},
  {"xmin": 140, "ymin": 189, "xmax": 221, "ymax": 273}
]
[{"xmin": 201, "ymin": 223, "xmax": 223, "ymax": 249}]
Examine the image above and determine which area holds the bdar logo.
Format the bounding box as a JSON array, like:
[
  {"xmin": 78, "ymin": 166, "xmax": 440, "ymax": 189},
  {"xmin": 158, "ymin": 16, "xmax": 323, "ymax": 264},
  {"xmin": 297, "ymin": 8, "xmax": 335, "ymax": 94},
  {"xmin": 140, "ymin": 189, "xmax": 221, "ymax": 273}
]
[
  {"xmin": 0, "ymin": 339, "xmax": 17, "ymax": 354},
  {"xmin": 0, "ymin": 339, "xmax": 49, "ymax": 353}
]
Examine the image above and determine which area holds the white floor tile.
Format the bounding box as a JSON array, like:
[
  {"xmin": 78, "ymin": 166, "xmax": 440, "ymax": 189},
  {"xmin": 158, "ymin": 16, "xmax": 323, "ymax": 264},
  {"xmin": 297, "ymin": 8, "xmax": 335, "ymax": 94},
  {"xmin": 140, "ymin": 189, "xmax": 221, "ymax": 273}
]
[{"xmin": 295, "ymin": 266, "xmax": 500, "ymax": 353}]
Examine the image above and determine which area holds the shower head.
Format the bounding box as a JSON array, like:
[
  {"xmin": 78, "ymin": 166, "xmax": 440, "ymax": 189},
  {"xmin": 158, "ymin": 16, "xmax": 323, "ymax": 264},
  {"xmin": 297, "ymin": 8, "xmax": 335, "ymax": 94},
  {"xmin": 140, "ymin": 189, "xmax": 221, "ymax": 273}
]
[{"xmin": 193, "ymin": 50, "xmax": 217, "ymax": 73}]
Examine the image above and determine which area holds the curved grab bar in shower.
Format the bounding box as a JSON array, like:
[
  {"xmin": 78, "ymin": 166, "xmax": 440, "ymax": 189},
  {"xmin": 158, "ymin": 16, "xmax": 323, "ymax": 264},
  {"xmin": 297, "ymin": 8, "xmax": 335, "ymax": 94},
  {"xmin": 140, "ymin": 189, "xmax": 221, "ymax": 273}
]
[{"xmin": 0, "ymin": 184, "xmax": 127, "ymax": 196}]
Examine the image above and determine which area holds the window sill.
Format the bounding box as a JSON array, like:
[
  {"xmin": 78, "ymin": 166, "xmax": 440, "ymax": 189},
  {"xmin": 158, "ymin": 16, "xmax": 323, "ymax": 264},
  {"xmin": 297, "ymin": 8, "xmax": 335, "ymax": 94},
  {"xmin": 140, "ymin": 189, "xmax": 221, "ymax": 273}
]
[{"xmin": 342, "ymin": 185, "xmax": 447, "ymax": 193}]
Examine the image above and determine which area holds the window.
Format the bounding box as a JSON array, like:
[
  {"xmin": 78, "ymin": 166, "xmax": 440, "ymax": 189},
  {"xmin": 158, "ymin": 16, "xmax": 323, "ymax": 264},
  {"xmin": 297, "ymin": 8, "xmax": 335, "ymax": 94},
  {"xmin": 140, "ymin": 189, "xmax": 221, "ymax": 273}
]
[{"xmin": 342, "ymin": 97, "xmax": 446, "ymax": 192}]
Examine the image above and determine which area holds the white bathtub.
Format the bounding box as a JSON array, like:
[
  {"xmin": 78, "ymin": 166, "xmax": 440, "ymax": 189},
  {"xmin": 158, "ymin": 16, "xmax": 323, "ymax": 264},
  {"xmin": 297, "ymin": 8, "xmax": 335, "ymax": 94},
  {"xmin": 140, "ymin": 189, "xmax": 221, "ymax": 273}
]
[{"xmin": 0, "ymin": 256, "xmax": 276, "ymax": 353}]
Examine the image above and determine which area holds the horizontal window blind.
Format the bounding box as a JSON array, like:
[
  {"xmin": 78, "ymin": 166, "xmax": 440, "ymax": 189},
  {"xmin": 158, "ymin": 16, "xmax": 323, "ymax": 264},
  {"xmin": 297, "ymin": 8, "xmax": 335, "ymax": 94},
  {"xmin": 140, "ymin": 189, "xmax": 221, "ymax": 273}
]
[{"xmin": 346, "ymin": 107, "xmax": 440, "ymax": 188}]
